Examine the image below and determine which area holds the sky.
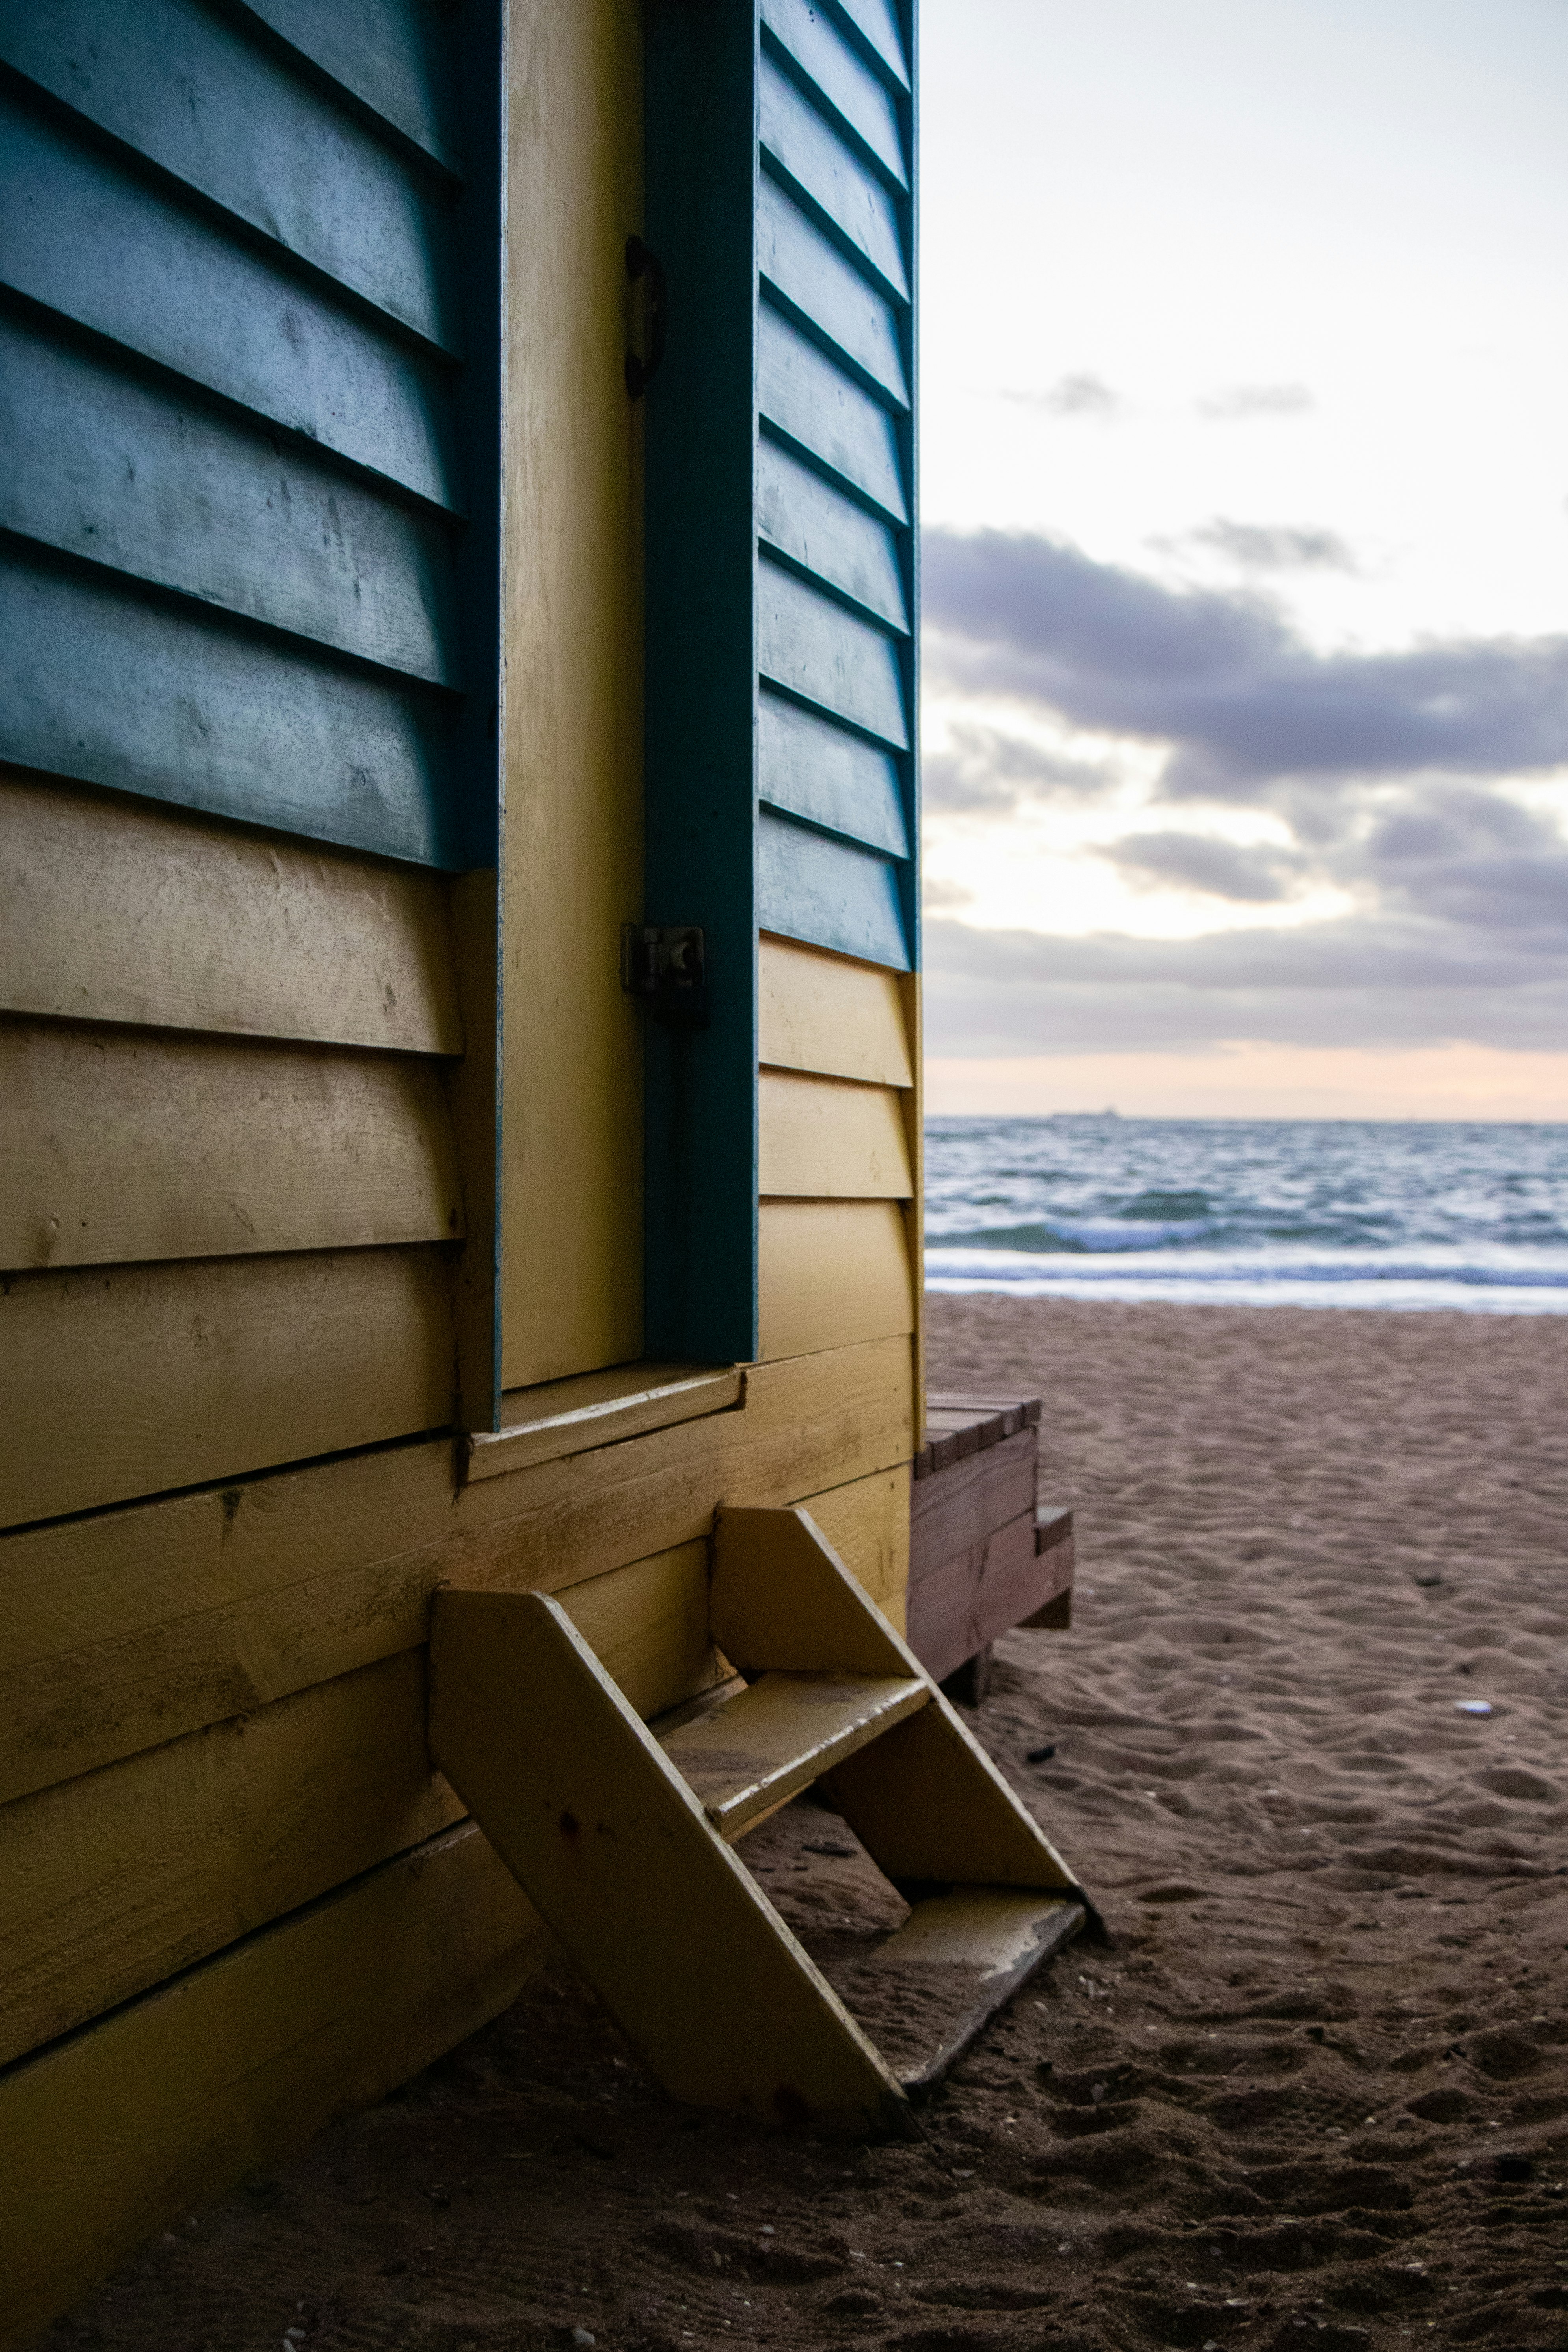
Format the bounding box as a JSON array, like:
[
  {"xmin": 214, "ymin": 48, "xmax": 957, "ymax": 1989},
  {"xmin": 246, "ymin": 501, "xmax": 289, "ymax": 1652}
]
[{"xmin": 917, "ymin": 0, "xmax": 1568, "ymax": 1117}]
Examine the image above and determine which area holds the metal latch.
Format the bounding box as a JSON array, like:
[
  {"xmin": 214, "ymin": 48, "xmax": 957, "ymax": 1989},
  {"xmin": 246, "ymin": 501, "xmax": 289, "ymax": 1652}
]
[{"xmin": 621, "ymin": 925, "xmax": 708, "ymax": 1027}]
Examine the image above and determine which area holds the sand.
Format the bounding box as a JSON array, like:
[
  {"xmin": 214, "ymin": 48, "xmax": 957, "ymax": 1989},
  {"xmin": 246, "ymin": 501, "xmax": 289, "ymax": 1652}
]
[{"xmin": 46, "ymin": 1300, "xmax": 1568, "ymax": 2352}]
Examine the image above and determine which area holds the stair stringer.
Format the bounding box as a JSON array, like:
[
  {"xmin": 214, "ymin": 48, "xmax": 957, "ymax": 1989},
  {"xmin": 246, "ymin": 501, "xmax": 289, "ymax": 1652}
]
[
  {"xmin": 427, "ymin": 1587, "xmax": 914, "ymax": 2133},
  {"xmin": 713, "ymin": 1506, "xmax": 1095, "ymax": 1910}
]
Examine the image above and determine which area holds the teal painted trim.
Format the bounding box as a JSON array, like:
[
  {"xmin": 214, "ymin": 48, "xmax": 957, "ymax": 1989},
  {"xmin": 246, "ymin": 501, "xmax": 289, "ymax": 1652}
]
[
  {"xmin": 757, "ymin": 438, "xmax": 908, "ymax": 631},
  {"xmin": 759, "ymin": 306, "xmax": 906, "ymax": 522},
  {"xmin": 644, "ymin": 0, "xmax": 760, "ymax": 1365},
  {"xmin": 237, "ymin": 0, "xmax": 463, "ymax": 175},
  {"xmin": 824, "ymin": 0, "xmax": 909, "ymax": 93},
  {"xmin": 761, "ymin": 0, "xmax": 906, "ymax": 188},
  {"xmin": 758, "ymin": 689, "xmax": 909, "ymax": 858},
  {"xmin": 758, "ymin": 808, "xmax": 910, "ymax": 970},
  {"xmin": 759, "ymin": 52, "xmax": 907, "ymax": 301},
  {"xmin": 757, "ymin": 171, "xmax": 908, "ymax": 408},
  {"xmin": 757, "ymin": 557, "xmax": 908, "ymax": 749}
]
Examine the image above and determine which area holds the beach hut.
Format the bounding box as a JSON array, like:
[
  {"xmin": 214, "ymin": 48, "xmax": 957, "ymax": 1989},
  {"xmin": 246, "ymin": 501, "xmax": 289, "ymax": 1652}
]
[{"xmin": 0, "ymin": 6, "xmax": 1084, "ymax": 2339}]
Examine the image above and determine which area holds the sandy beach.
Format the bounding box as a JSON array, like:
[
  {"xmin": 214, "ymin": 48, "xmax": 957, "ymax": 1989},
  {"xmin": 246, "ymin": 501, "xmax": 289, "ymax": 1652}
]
[{"xmin": 48, "ymin": 1300, "xmax": 1568, "ymax": 2352}]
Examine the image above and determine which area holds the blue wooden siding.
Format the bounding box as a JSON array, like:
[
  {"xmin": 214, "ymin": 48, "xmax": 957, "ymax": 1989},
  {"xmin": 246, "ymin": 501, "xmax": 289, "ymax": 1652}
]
[
  {"xmin": 0, "ymin": 0, "xmax": 500, "ymax": 870},
  {"xmin": 645, "ymin": 0, "xmax": 917, "ymax": 1359}
]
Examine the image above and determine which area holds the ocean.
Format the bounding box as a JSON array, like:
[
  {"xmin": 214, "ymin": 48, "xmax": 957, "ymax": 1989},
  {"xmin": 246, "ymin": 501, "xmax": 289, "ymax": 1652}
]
[{"xmin": 924, "ymin": 1115, "xmax": 1568, "ymax": 1312}]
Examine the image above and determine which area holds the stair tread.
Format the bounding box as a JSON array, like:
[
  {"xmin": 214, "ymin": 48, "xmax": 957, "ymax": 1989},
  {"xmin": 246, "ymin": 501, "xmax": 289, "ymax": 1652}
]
[
  {"xmin": 661, "ymin": 1670, "xmax": 928, "ymax": 1840},
  {"xmin": 828, "ymin": 1886, "xmax": 1085, "ymax": 2092}
]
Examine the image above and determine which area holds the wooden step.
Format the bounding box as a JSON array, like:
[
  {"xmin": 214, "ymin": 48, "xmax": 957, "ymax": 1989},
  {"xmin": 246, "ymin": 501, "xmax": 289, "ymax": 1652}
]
[
  {"xmin": 661, "ymin": 1671, "xmax": 928, "ymax": 1841},
  {"xmin": 829, "ymin": 1886, "xmax": 1086, "ymax": 2093}
]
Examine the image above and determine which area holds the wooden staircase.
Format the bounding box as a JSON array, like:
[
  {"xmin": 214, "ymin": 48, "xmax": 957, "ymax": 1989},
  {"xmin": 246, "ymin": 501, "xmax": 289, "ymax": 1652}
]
[{"xmin": 428, "ymin": 1505, "xmax": 1093, "ymax": 2134}]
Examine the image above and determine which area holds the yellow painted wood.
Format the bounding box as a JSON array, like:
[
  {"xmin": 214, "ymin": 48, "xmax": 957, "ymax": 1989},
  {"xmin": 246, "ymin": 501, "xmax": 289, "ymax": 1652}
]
[
  {"xmin": 758, "ymin": 934, "xmax": 913, "ymax": 1086},
  {"xmin": 0, "ymin": 1651, "xmax": 463, "ymax": 2069},
  {"xmin": 559, "ymin": 1539, "xmax": 728, "ymax": 1723},
  {"xmin": 662, "ymin": 1670, "xmax": 927, "ymax": 1840},
  {"xmin": 758, "ymin": 1198, "xmax": 915, "ymax": 1359},
  {"xmin": 0, "ymin": 1022, "xmax": 462, "ymax": 1272},
  {"xmin": 712, "ymin": 1504, "xmax": 914, "ymax": 1678},
  {"xmin": 469, "ymin": 1361, "xmax": 743, "ymax": 1480},
  {"xmin": 898, "ymin": 964, "xmax": 925, "ymax": 1430},
  {"xmin": 498, "ymin": 0, "xmax": 644, "ymax": 1388},
  {"xmin": 711, "ymin": 1506, "xmax": 1081, "ymax": 1894},
  {"xmin": 0, "ymin": 1822, "xmax": 547, "ymax": 2352},
  {"xmin": 758, "ymin": 1069, "xmax": 913, "ymax": 1199},
  {"xmin": 796, "ymin": 1464, "xmax": 910, "ymax": 1625},
  {"xmin": 0, "ymin": 1246, "xmax": 454, "ymax": 1530},
  {"xmin": 0, "ymin": 766, "xmax": 462, "ymax": 1053},
  {"xmin": 0, "ymin": 1333, "xmax": 914, "ymax": 1805},
  {"xmin": 428, "ymin": 1590, "xmax": 910, "ymax": 2128},
  {"xmin": 825, "ymin": 1698, "xmax": 1082, "ymax": 1893}
]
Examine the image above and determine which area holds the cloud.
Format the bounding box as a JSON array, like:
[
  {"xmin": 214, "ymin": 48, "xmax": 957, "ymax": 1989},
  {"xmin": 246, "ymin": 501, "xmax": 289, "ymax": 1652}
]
[
  {"xmin": 1021, "ymin": 372, "xmax": 1121, "ymax": 419},
  {"xmin": 1105, "ymin": 830, "xmax": 1303, "ymax": 903},
  {"xmin": 924, "ymin": 722, "xmax": 1110, "ymax": 815},
  {"xmin": 920, "ymin": 529, "xmax": 1568, "ymax": 1054},
  {"xmin": 1188, "ymin": 518, "xmax": 1358, "ymax": 573},
  {"xmin": 923, "ymin": 911, "xmax": 1568, "ymax": 1055},
  {"xmin": 923, "ymin": 528, "xmax": 1568, "ymax": 800},
  {"xmin": 1196, "ymin": 382, "xmax": 1315, "ymax": 420}
]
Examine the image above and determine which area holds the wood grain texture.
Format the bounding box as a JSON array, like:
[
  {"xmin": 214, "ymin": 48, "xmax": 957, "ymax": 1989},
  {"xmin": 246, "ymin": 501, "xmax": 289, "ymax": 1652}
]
[
  {"xmin": 757, "ymin": 174, "xmax": 907, "ymax": 405},
  {"xmin": 244, "ymin": 0, "xmax": 462, "ymax": 171},
  {"xmin": 428, "ymin": 1592, "xmax": 909, "ymax": 2126},
  {"xmin": 498, "ymin": 0, "xmax": 644, "ymax": 1388},
  {"xmin": 0, "ymin": 1823, "xmax": 546, "ymax": 2352},
  {"xmin": 470, "ymin": 1363, "xmax": 743, "ymax": 1479},
  {"xmin": 759, "ymin": 55, "xmax": 907, "ymax": 300},
  {"xmin": 0, "ymin": 1333, "xmax": 914, "ymax": 1805},
  {"xmin": 0, "ymin": 1650, "xmax": 462, "ymax": 2069},
  {"xmin": 756, "ymin": 447, "xmax": 908, "ymax": 634},
  {"xmin": 3, "ymin": 0, "xmax": 462, "ymax": 352},
  {"xmin": 559, "ymin": 1539, "xmax": 727, "ymax": 1723},
  {"xmin": 0, "ymin": 1022, "xmax": 462, "ymax": 1271},
  {"xmin": 761, "ymin": 0, "xmax": 907, "ymax": 185},
  {"xmin": 758, "ymin": 559, "xmax": 908, "ymax": 749},
  {"xmin": 758, "ymin": 1068, "xmax": 912, "ymax": 1199},
  {"xmin": 909, "ymin": 1428, "xmax": 1038, "ymax": 1574},
  {"xmin": 756, "ymin": 807, "xmax": 909, "ymax": 970},
  {"xmin": 758, "ymin": 934, "xmax": 913, "ymax": 1086},
  {"xmin": 760, "ymin": 307, "xmax": 906, "ymax": 523},
  {"xmin": 0, "ymin": 1246, "xmax": 455, "ymax": 1530},
  {"xmin": 0, "ymin": 769, "xmax": 463, "ymax": 1053},
  {"xmin": 758, "ymin": 1198, "xmax": 914, "ymax": 1359},
  {"xmin": 0, "ymin": 83, "xmax": 459, "ymax": 512},
  {"xmin": 797, "ymin": 1463, "xmax": 910, "ymax": 1620}
]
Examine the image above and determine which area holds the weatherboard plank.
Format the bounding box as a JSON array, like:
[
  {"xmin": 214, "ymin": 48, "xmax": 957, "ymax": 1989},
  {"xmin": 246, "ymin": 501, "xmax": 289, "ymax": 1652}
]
[
  {"xmin": 760, "ymin": 54, "xmax": 908, "ymax": 302},
  {"xmin": 1, "ymin": 0, "xmax": 461, "ymax": 352},
  {"xmin": 758, "ymin": 934, "xmax": 914, "ymax": 1087},
  {"xmin": 0, "ymin": 313, "xmax": 458, "ymax": 685},
  {"xmin": 830, "ymin": 0, "xmax": 911, "ymax": 91},
  {"xmin": 758, "ymin": 562, "xmax": 909, "ymax": 749},
  {"xmin": 0, "ymin": 84, "xmax": 460, "ymax": 512},
  {"xmin": 759, "ymin": 1069, "xmax": 914, "ymax": 1199},
  {"xmin": 0, "ymin": 543, "xmax": 464, "ymax": 868},
  {"xmin": 757, "ymin": 440, "xmax": 909, "ymax": 632},
  {"xmin": 0, "ymin": 768, "xmax": 463, "ymax": 1052},
  {"xmin": 758, "ymin": 173, "xmax": 908, "ymax": 407},
  {"xmin": 762, "ymin": 0, "xmax": 907, "ymax": 186},
  {"xmin": 243, "ymin": 0, "xmax": 464, "ymax": 172},
  {"xmin": 758, "ymin": 809, "xmax": 910, "ymax": 970},
  {"xmin": 0, "ymin": 1246, "xmax": 455, "ymax": 1531},
  {"xmin": 758, "ymin": 691, "xmax": 909, "ymax": 857},
  {"xmin": 760, "ymin": 309, "xmax": 907, "ymax": 523},
  {"xmin": 758, "ymin": 1199, "xmax": 914, "ymax": 1359},
  {"xmin": 0, "ymin": 1022, "xmax": 462, "ymax": 1272}
]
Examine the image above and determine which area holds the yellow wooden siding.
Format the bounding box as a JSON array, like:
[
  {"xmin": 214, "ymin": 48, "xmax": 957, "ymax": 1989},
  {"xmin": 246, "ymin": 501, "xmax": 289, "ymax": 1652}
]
[
  {"xmin": 797, "ymin": 1464, "xmax": 911, "ymax": 1626},
  {"xmin": 0, "ymin": 1651, "xmax": 461, "ymax": 2068},
  {"xmin": 0, "ymin": 1248, "xmax": 455, "ymax": 1530},
  {"xmin": 0, "ymin": 1022, "xmax": 463, "ymax": 1271},
  {"xmin": 0, "ymin": 1539, "xmax": 722, "ymax": 2073},
  {"xmin": 758, "ymin": 1068, "xmax": 913, "ymax": 1199},
  {"xmin": 758, "ymin": 933, "xmax": 914, "ymax": 1086},
  {"xmin": 0, "ymin": 1333, "xmax": 915, "ymax": 1805},
  {"xmin": 758, "ymin": 1201, "xmax": 916, "ymax": 1359},
  {"xmin": 498, "ymin": 0, "xmax": 644, "ymax": 1389},
  {"xmin": 0, "ymin": 767, "xmax": 462, "ymax": 1053},
  {"xmin": 0, "ymin": 1822, "xmax": 546, "ymax": 2352}
]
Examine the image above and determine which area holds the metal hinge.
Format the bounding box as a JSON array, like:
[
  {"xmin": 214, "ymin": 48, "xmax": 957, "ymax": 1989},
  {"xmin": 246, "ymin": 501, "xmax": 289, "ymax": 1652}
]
[{"xmin": 621, "ymin": 924, "xmax": 708, "ymax": 1027}]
